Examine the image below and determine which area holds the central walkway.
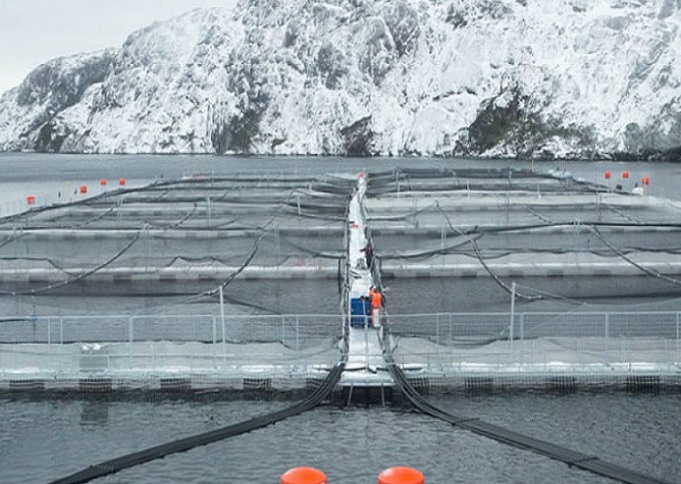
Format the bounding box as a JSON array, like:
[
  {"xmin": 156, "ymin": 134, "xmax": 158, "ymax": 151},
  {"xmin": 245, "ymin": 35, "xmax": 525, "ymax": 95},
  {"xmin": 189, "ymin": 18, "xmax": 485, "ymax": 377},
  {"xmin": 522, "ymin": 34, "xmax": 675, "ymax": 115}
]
[{"xmin": 341, "ymin": 173, "xmax": 393, "ymax": 389}]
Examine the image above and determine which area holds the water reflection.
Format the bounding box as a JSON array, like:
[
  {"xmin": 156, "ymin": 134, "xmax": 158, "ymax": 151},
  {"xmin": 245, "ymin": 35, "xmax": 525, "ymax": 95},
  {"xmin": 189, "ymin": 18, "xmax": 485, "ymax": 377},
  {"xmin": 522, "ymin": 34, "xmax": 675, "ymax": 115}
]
[{"xmin": 80, "ymin": 398, "xmax": 110, "ymax": 427}]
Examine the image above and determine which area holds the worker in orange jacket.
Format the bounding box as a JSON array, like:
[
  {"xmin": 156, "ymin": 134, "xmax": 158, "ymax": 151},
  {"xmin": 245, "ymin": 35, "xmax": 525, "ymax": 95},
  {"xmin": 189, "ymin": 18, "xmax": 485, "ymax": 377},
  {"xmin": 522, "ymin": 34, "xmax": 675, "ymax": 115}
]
[{"xmin": 369, "ymin": 286, "xmax": 384, "ymax": 326}]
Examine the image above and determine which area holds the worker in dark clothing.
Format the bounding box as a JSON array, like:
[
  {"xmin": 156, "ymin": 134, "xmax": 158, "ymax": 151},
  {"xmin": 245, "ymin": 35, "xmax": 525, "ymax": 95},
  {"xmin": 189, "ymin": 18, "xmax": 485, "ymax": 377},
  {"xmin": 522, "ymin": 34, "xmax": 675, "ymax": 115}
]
[{"xmin": 361, "ymin": 242, "xmax": 374, "ymax": 269}]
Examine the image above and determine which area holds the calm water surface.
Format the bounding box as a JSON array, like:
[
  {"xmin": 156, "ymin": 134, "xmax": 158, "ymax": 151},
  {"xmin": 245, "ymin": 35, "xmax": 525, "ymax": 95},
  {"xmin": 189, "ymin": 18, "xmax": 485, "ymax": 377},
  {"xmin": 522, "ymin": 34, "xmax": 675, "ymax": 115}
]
[
  {"xmin": 1, "ymin": 392, "xmax": 680, "ymax": 483},
  {"xmin": 1, "ymin": 155, "xmax": 680, "ymax": 484}
]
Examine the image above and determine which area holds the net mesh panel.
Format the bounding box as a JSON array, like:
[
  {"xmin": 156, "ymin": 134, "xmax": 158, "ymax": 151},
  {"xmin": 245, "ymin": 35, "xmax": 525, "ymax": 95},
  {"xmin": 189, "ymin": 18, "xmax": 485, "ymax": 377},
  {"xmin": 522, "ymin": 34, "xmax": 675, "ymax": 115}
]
[
  {"xmin": 0, "ymin": 174, "xmax": 352, "ymax": 346},
  {"xmin": 364, "ymin": 168, "xmax": 681, "ymax": 370},
  {"xmin": 366, "ymin": 167, "xmax": 681, "ymax": 307},
  {"xmin": 389, "ymin": 311, "xmax": 681, "ymax": 368},
  {"xmin": 2, "ymin": 167, "xmax": 680, "ymax": 352},
  {"xmin": 389, "ymin": 312, "xmax": 644, "ymax": 341}
]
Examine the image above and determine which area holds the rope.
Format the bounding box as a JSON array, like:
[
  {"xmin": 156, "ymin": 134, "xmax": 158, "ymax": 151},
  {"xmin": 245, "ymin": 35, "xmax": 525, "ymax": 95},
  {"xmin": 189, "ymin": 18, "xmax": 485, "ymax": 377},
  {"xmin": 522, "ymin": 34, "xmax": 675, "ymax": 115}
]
[
  {"xmin": 0, "ymin": 231, "xmax": 141, "ymax": 296},
  {"xmin": 589, "ymin": 225, "xmax": 681, "ymax": 288},
  {"xmin": 434, "ymin": 203, "xmax": 541, "ymax": 301}
]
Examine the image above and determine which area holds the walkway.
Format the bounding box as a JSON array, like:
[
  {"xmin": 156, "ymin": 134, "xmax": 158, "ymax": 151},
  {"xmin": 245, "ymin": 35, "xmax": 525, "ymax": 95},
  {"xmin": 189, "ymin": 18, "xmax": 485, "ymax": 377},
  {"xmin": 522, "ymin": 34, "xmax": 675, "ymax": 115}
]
[{"xmin": 341, "ymin": 173, "xmax": 392, "ymax": 388}]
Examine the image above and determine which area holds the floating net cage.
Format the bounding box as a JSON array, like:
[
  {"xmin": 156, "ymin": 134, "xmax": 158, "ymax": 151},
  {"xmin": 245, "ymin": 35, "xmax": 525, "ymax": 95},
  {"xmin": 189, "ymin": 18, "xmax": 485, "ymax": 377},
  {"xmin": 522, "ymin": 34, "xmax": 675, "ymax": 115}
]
[
  {"xmin": 365, "ymin": 167, "xmax": 681, "ymax": 311},
  {"xmin": 362, "ymin": 168, "xmax": 681, "ymax": 371},
  {"xmin": 0, "ymin": 174, "xmax": 357, "ymax": 352},
  {"xmin": 1, "ymin": 167, "xmax": 680, "ymax": 381}
]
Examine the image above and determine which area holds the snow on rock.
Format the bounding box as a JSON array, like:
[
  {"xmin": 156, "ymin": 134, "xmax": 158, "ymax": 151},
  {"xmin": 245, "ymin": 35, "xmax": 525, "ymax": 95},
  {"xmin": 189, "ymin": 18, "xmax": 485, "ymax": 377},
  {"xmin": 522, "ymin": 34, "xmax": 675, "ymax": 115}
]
[{"xmin": 1, "ymin": 0, "xmax": 681, "ymax": 159}]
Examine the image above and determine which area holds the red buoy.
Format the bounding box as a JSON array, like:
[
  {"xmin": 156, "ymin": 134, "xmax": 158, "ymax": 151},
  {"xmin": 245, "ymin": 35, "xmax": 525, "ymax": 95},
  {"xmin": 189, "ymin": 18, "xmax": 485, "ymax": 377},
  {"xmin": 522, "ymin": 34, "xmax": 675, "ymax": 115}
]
[
  {"xmin": 281, "ymin": 467, "xmax": 327, "ymax": 484},
  {"xmin": 378, "ymin": 467, "xmax": 425, "ymax": 484},
  {"xmin": 119, "ymin": 178, "xmax": 126, "ymax": 186},
  {"xmin": 80, "ymin": 185, "xmax": 87, "ymax": 194},
  {"xmin": 604, "ymin": 171, "xmax": 611, "ymax": 180},
  {"xmin": 27, "ymin": 195, "xmax": 35, "ymax": 205},
  {"xmin": 623, "ymin": 171, "xmax": 629, "ymax": 179},
  {"xmin": 642, "ymin": 176, "xmax": 650, "ymax": 186},
  {"xmin": 100, "ymin": 178, "xmax": 107, "ymax": 186}
]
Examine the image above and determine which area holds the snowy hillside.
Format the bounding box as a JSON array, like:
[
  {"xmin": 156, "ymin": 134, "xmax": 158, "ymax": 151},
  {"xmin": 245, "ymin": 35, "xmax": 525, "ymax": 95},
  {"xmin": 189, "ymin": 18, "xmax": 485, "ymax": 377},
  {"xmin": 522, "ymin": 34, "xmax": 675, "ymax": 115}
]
[{"xmin": 1, "ymin": 0, "xmax": 680, "ymax": 159}]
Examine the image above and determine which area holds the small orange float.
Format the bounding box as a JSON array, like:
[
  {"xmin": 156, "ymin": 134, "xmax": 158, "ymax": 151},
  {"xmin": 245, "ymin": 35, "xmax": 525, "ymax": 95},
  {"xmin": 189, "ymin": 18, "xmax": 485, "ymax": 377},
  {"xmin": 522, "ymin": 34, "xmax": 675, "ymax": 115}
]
[
  {"xmin": 378, "ymin": 466, "xmax": 425, "ymax": 484},
  {"xmin": 281, "ymin": 466, "xmax": 327, "ymax": 484}
]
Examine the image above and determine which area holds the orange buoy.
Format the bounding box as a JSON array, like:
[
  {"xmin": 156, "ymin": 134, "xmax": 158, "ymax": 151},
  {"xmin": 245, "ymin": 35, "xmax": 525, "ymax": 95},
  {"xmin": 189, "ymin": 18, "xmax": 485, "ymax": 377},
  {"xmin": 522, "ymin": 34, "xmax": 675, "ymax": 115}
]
[
  {"xmin": 604, "ymin": 171, "xmax": 611, "ymax": 180},
  {"xmin": 622, "ymin": 171, "xmax": 629, "ymax": 179},
  {"xmin": 26, "ymin": 195, "xmax": 35, "ymax": 205},
  {"xmin": 79, "ymin": 185, "xmax": 87, "ymax": 194},
  {"xmin": 281, "ymin": 467, "xmax": 327, "ymax": 484},
  {"xmin": 378, "ymin": 466, "xmax": 425, "ymax": 484},
  {"xmin": 119, "ymin": 178, "xmax": 126, "ymax": 186},
  {"xmin": 100, "ymin": 178, "xmax": 107, "ymax": 186},
  {"xmin": 642, "ymin": 176, "xmax": 650, "ymax": 186}
]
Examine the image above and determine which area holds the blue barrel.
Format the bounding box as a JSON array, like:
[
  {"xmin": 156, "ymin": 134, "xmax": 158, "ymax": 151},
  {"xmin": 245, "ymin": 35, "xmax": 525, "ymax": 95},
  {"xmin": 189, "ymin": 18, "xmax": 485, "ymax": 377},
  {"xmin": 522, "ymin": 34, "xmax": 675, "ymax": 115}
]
[{"xmin": 350, "ymin": 298, "xmax": 370, "ymax": 327}]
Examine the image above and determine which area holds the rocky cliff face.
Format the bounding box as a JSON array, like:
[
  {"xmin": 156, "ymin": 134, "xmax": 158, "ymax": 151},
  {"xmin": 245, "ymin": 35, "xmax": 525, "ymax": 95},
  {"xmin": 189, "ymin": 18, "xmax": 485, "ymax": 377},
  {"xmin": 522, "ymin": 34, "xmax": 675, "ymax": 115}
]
[{"xmin": 1, "ymin": 0, "xmax": 681, "ymax": 159}]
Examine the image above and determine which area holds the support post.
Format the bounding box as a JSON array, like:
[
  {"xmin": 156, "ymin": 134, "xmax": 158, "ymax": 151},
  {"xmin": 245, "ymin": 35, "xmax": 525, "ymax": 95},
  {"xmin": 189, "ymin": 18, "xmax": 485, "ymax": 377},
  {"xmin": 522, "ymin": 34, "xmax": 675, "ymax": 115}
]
[
  {"xmin": 365, "ymin": 322, "xmax": 369, "ymax": 370},
  {"xmin": 519, "ymin": 312, "xmax": 524, "ymax": 364},
  {"xmin": 212, "ymin": 316, "xmax": 217, "ymax": 366},
  {"xmin": 449, "ymin": 313, "xmax": 453, "ymax": 344},
  {"xmin": 47, "ymin": 317, "xmax": 52, "ymax": 369},
  {"xmin": 59, "ymin": 317, "xmax": 64, "ymax": 372},
  {"xmin": 219, "ymin": 286, "xmax": 226, "ymax": 361},
  {"xmin": 509, "ymin": 282, "xmax": 516, "ymax": 363},
  {"xmin": 605, "ymin": 313, "xmax": 610, "ymax": 361},
  {"xmin": 282, "ymin": 315, "xmax": 286, "ymax": 347}
]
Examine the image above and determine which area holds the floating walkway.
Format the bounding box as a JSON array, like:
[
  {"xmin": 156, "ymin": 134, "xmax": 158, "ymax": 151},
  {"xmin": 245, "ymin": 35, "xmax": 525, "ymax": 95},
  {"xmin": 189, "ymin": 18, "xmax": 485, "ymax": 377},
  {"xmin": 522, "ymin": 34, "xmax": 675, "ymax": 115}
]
[
  {"xmin": 340, "ymin": 173, "xmax": 393, "ymax": 394},
  {"xmin": 0, "ymin": 168, "xmax": 680, "ymax": 393}
]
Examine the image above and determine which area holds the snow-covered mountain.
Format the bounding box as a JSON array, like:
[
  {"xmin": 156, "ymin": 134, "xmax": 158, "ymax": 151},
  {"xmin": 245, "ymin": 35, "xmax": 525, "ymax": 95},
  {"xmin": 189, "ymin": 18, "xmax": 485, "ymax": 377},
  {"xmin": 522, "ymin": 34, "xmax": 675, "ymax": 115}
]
[{"xmin": 1, "ymin": 0, "xmax": 681, "ymax": 159}]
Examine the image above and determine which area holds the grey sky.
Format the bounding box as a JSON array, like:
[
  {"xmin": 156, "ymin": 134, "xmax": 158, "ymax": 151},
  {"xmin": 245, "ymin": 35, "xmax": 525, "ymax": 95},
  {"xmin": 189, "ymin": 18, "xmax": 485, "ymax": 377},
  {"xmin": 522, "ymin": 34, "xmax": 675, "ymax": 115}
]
[{"xmin": 0, "ymin": 0, "xmax": 238, "ymax": 95}]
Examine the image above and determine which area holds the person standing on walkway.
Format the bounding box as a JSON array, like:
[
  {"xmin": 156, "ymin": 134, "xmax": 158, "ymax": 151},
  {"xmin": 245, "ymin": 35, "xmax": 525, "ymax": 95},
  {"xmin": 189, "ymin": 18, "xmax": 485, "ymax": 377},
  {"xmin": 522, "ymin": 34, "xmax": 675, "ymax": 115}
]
[
  {"xmin": 361, "ymin": 242, "xmax": 373, "ymax": 269},
  {"xmin": 370, "ymin": 285, "xmax": 384, "ymax": 327}
]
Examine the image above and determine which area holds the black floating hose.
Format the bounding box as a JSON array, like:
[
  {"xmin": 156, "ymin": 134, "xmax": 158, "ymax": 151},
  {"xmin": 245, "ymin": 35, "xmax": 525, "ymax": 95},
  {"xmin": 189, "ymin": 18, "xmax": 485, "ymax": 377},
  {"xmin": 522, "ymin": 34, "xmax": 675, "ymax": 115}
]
[
  {"xmin": 49, "ymin": 362, "xmax": 345, "ymax": 484},
  {"xmin": 381, "ymin": 339, "xmax": 672, "ymax": 484}
]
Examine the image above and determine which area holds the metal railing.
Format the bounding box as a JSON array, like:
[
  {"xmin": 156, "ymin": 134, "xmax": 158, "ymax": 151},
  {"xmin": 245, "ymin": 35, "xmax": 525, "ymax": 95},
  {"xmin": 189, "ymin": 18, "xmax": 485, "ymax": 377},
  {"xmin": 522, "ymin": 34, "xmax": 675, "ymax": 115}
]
[
  {"xmin": 0, "ymin": 313, "xmax": 341, "ymax": 345},
  {"xmin": 0, "ymin": 314, "xmax": 342, "ymax": 375},
  {"xmin": 2, "ymin": 311, "xmax": 680, "ymax": 375},
  {"xmin": 388, "ymin": 311, "xmax": 681, "ymax": 367}
]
